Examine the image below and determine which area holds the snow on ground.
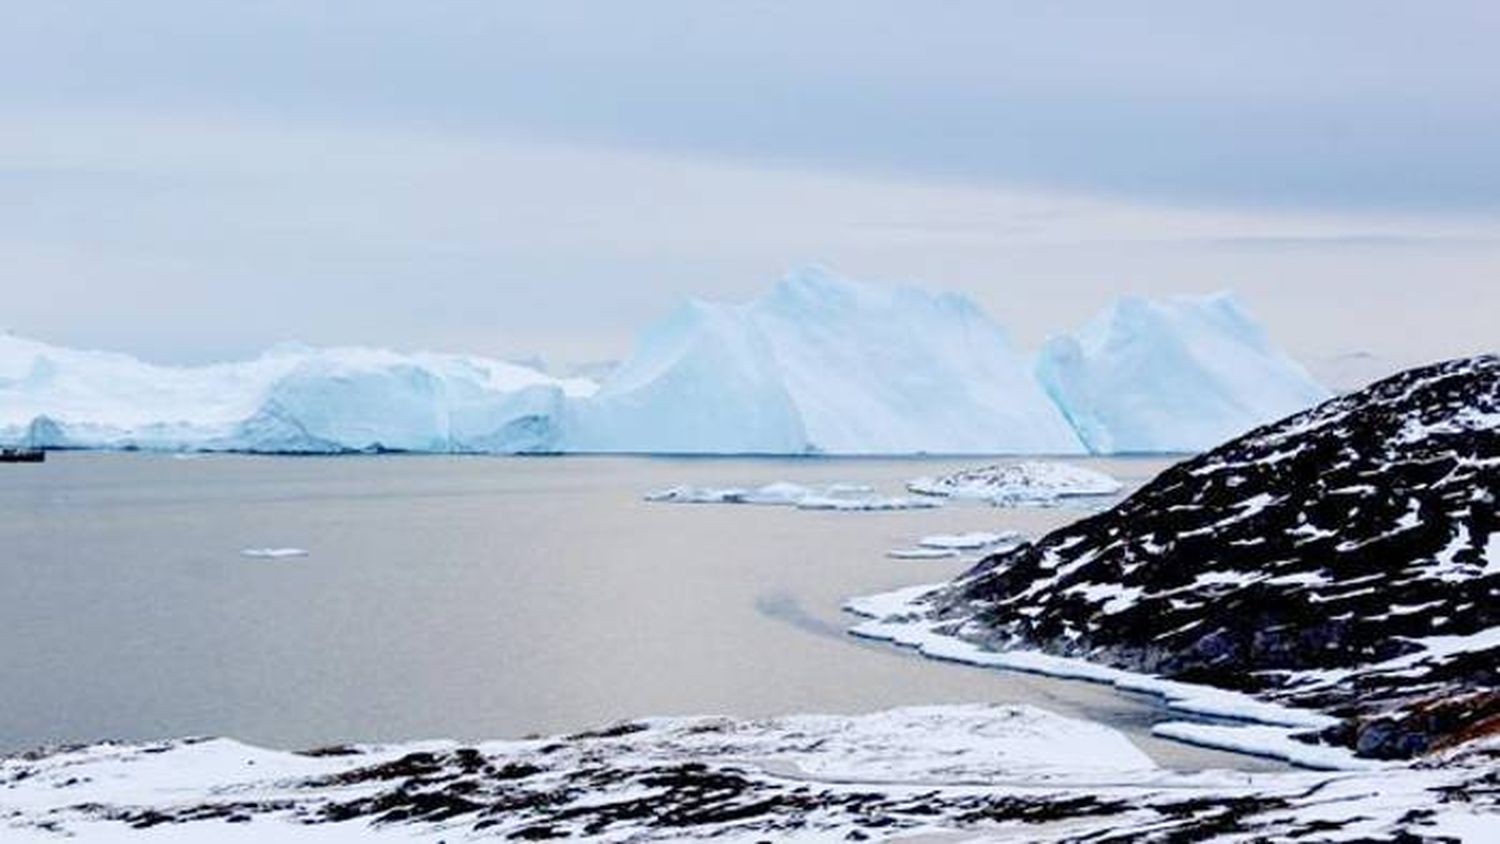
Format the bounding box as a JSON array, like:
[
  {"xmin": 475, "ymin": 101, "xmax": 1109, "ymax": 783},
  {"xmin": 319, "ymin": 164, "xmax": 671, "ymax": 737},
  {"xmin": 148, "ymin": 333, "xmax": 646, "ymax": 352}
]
[
  {"xmin": 908, "ymin": 461, "xmax": 1123, "ymax": 504},
  {"xmin": 3, "ymin": 707, "xmax": 1492, "ymax": 842}
]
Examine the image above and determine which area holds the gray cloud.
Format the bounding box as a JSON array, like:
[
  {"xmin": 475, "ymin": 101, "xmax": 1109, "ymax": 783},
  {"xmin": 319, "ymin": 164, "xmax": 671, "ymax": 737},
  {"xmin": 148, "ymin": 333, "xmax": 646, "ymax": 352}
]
[
  {"xmin": 6, "ymin": 2, "xmax": 1500, "ymax": 212},
  {"xmin": 1, "ymin": 2, "xmax": 1496, "ymax": 368}
]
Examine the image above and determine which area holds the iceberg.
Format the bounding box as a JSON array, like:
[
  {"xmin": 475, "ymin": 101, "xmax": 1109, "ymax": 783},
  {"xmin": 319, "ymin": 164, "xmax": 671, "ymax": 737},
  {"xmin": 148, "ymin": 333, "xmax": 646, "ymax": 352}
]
[
  {"xmin": 0, "ymin": 274, "xmax": 1332, "ymax": 456},
  {"xmin": 0, "ymin": 335, "xmax": 594, "ymax": 453},
  {"xmin": 907, "ymin": 461, "xmax": 1123, "ymax": 504},
  {"xmin": 1037, "ymin": 294, "xmax": 1330, "ymax": 453},
  {"xmin": 567, "ymin": 268, "xmax": 1086, "ymax": 455}
]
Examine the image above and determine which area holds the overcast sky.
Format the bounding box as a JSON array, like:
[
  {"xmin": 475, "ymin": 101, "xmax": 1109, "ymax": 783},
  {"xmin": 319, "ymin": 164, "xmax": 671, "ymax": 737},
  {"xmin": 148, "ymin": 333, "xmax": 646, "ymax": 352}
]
[{"xmin": 4, "ymin": 2, "xmax": 1497, "ymax": 369}]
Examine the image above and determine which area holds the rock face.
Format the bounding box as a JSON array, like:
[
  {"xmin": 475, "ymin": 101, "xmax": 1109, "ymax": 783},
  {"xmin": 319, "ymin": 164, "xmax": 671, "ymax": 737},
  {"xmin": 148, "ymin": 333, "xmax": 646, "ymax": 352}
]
[{"xmin": 936, "ymin": 356, "xmax": 1500, "ymax": 758}]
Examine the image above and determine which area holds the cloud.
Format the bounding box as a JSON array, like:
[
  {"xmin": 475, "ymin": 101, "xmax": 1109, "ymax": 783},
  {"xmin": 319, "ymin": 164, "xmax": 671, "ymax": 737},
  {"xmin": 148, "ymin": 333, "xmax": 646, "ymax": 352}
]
[
  {"xmin": 1, "ymin": 109, "xmax": 1496, "ymax": 368},
  {"xmin": 4, "ymin": 2, "xmax": 1500, "ymax": 213}
]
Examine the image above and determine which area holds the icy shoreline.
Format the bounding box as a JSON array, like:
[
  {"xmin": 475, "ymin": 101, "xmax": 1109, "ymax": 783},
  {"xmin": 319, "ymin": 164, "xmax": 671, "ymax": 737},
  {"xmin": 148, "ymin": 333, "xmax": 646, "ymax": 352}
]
[{"xmin": 842, "ymin": 583, "xmax": 1373, "ymax": 771}]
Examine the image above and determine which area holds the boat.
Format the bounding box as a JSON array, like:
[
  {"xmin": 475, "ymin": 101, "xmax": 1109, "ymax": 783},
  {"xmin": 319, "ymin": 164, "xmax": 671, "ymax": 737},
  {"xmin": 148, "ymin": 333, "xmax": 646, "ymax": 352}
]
[{"xmin": 0, "ymin": 447, "xmax": 45, "ymax": 463}]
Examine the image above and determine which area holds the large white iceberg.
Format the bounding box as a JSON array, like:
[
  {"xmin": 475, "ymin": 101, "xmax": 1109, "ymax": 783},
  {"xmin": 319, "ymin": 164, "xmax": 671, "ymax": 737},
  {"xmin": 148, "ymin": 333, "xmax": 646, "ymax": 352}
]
[
  {"xmin": 0, "ymin": 273, "xmax": 1332, "ymax": 456},
  {"xmin": 568, "ymin": 268, "xmax": 1086, "ymax": 455},
  {"xmin": 1036, "ymin": 294, "xmax": 1330, "ymax": 454},
  {"xmin": 0, "ymin": 335, "xmax": 594, "ymax": 453}
]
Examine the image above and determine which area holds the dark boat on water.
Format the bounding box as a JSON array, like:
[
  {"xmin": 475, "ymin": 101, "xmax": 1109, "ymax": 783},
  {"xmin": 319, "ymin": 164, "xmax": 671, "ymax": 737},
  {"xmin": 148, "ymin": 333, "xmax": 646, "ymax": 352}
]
[{"xmin": 0, "ymin": 447, "xmax": 45, "ymax": 463}]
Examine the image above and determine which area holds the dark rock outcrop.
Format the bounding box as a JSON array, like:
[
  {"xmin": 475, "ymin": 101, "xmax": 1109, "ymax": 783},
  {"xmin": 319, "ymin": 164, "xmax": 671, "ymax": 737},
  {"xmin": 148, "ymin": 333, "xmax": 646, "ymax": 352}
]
[{"xmin": 935, "ymin": 356, "xmax": 1500, "ymax": 757}]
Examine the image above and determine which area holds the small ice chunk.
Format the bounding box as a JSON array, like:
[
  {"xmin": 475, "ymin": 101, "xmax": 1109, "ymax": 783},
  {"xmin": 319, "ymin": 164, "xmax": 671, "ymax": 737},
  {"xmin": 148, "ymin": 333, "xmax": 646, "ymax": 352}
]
[
  {"xmin": 739, "ymin": 482, "xmax": 816, "ymax": 505},
  {"xmin": 240, "ymin": 548, "xmax": 309, "ymax": 559},
  {"xmin": 887, "ymin": 548, "xmax": 960, "ymax": 559},
  {"xmin": 796, "ymin": 495, "xmax": 942, "ymax": 511},
  {"xmin": 646, "ymin": 482, "xmax": 942, "ymax": 511},
  {"xmin": 644, "ymin": 485, "xmax": 748, "ymax": 503},
  {"xmin": 918, "ymin": 531, "xmax": 1025, "ymax": 551}
]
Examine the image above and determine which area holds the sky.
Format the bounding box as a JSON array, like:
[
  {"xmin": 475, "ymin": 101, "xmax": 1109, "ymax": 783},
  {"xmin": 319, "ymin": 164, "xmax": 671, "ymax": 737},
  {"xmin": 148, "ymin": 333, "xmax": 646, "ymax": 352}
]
[{"xmin": 3, "ymin": 2, "xmax": 1497, "ymax": 372}]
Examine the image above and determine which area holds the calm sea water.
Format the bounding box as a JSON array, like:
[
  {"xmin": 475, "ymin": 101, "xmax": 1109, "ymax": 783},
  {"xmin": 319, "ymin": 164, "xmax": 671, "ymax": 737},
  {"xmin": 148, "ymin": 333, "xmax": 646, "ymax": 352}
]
[{"xmin": 0, "ymin": 452, "xmax": 1280, "ymax": 770}]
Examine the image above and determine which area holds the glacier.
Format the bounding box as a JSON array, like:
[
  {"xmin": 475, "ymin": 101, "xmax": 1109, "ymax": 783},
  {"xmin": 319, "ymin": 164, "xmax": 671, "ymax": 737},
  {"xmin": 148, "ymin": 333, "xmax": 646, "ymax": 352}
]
[
  {"xmin": 1036, "ymin": 294, "xmax": 1331, "ymax": 453},
  {"xmin": 0, "ymin": 271, "xmax": 1332, "ymax": 455}
]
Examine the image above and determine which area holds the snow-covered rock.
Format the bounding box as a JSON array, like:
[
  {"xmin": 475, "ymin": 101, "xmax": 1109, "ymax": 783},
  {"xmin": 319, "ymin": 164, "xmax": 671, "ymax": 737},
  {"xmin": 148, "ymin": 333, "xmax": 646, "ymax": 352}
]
[
  {"xmin": 1037, "ymin": 294, "xmax": 1330, "ymax": 453},
  {"xmin": 567, "ymin": 268, "xmax": 1086, "ymax": 455},
  {"xmin": 908, "ymin": 460, "xmax": 1123, "ymax": 504},
  {"xmin": 924, "ymin": 356, "xmax": 1500, "ymax": 760},
  {"xmin": 4, "ymin": 707, "xmax": 1494, "ymax": 841}
]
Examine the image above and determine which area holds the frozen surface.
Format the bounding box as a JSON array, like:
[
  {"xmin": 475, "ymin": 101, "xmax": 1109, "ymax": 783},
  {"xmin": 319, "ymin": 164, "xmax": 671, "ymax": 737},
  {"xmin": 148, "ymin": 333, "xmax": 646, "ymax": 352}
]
[{"xmin": 1037, "ymin": 294, "xmax": 1330, "ymax": 453}]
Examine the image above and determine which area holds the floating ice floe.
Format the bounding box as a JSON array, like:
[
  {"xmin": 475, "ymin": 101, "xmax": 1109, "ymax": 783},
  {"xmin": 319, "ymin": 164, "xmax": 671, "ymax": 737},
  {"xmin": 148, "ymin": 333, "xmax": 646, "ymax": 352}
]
[
  {"xmin": 795, "ymin": 495, "xmax": 940, "ymax": 511},
  {"xmin": 239, "ymin": 547, "xmax": 309, "ymax": 559},
  {"xmin": 886, "ymin": 548, "xmax": 960, "ymax": 560},
  {"xmin": 645, "ymin": 482, "xmax": 938, "ymax": 511},
  {"xmin": 907, "ymin": 460, "xmax": 1123, "ymax": 505},
  {"xmin": 917, "ymin": 530, "xmax": 1025, "ymax": 551}
]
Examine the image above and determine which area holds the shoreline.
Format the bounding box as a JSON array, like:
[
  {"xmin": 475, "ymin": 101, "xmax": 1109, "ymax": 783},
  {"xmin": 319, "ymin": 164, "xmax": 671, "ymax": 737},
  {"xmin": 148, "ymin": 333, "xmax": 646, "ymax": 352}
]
[{"xmin": 842, "ymin": 582, "xmax": 1375, "ymax": 772}]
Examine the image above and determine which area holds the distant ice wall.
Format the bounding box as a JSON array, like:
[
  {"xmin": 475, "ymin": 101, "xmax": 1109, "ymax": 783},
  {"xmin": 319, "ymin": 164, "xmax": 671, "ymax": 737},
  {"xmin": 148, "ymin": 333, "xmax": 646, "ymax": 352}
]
[{"xmin": 0, "ymin": 273, "xmax": 1330, "ymax": 455}]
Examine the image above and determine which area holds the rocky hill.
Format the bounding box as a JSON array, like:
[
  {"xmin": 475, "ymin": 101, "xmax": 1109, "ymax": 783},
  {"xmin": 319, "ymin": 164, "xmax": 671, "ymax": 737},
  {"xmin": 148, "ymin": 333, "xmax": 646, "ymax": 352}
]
[{"xmin": 931, "ymin": 355, "xmax": 1500, "ymax": 759}]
